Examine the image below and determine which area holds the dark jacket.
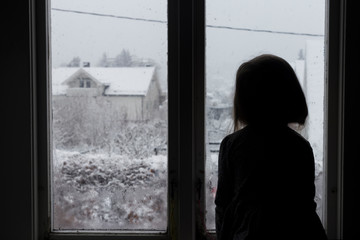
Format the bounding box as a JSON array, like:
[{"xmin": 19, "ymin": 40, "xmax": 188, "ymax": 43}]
[{"xmin": 215, "ymin": 125, "xmax": 327, "ymax": 240}]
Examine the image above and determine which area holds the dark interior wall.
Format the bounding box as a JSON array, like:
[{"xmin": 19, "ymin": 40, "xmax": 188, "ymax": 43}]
[
  {"xmin": 4, "ymin": 1, "xmax": 33, "ymax": 240},
  {"xmin": 2, "ymin": 1, "xmax": 358, "ymax": 240},
  {"xmin": 343, "ymin": 0, "xmax": 360, "ymax": 239}
]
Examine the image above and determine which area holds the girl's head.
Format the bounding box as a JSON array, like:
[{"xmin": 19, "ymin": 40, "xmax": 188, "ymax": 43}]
[{"xmin": 233, "ymin": 54, "xmax": 308, "ymax": 131}]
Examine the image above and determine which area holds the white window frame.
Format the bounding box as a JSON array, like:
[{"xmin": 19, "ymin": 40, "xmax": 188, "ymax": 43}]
[{"xmin": 31, "ymin": 0, "xmax": 346, "ymax": 239}]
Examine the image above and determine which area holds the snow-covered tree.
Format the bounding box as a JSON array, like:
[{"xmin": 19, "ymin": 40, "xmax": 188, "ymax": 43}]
[
  {"xmin": 67, "ymin": 56, "xmax": 81, "ymax": 67},
  {"xmin": 98, "ymin": 52, "xmax": 110, "ymax": 67},
  {"xmin": 115, "ymin": 49, "xmax": 132, "ymax": 67}
]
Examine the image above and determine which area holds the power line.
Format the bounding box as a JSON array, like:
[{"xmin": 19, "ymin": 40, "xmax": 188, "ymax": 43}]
[
  {"xmin": 52, "ymin": 8, "xmax": 167, "ymax": 24},
  {"xmin": 52, "ymin": 8, "xmax": 324, "ymax": 37},
  {"xmin": 206, "ymin": 24, "xmax": 323, "ymax": 37}
]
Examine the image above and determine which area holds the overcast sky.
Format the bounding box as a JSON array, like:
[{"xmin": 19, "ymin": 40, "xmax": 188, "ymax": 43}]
[{"xmin": 51, "ymin": 0, "xmax": 325, "ymax": 91}]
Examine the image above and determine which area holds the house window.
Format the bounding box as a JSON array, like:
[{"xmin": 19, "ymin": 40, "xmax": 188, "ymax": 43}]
[
  {"xmin": 50, "ymin": 0, "xmax": 168, "ymax": 233},
  {"xmin": 79, "ymin": 78, "xmax": 90, "ymax": 88},
  {"xmin": 205, "ymin": 0, "xmax": 326, "ymax": 231}
]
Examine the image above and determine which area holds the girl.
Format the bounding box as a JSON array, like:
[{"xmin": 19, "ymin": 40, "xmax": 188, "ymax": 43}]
[{"xmin": 215, "ymin": 54, "xmax": 327, "ymax": 240}]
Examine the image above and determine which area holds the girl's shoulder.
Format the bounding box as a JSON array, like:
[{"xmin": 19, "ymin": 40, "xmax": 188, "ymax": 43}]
[
  {"xmin": 222, "ymin": 124, "xmax": 312, "ymax": 151},
  {"xmin": 283, "ymin": 126, "xmax": 312, "ymax": 148},
  {"xmin": 220, "ymin": 125, "xmax": 252, "ymax": 151}
]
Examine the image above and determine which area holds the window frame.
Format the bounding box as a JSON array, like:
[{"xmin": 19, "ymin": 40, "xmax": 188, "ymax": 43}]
[
  {"xmin": 32, "ymin": 0, "xmax": 345, "ymax": 240},
  {"xmin": 34, "ymin": 0, "xmax": 175, "ymax": 239},
  {"xmin": 324, "ymin": 0, "xmax": 346, "ymax": 238},
  {"xmin": 196, "ymin": 0, "xmax": 346, "ymax": 239}
]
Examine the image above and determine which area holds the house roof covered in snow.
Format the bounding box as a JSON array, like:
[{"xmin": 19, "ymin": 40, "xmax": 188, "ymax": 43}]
[
  {"xmin": 52, "ymin": 67, "xmax": 156, "ymax": 96},
  {"xmin": 51, "ymin": 68, "xmax": 78, "ymax": 95}
]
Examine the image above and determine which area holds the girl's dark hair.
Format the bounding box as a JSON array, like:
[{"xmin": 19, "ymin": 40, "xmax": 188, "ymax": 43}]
[{"xmin": 233, "ymin": 54, "xmax": 308, "ymax": 131}]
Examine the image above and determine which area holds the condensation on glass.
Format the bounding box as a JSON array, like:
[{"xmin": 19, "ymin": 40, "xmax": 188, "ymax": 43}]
[
  {"xmin": 205, "ymin": 0, "xmax": 326, "ymax": 230},
  {"xmin": 50, "ymin": 0, "xmax": 168, "ymax": 231}
]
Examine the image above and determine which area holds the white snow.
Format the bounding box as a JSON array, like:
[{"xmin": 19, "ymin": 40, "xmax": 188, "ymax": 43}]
[
  {"xmin": 53, "ymin": 149, "xmax": 168, "ymax": 230},
  {"xmin": 52, "ymin": 67, "xmax": 156, "ymax": 96},
  {"xmin": 85, "ymin": 67, "xmax": 155, "ymax": 95}
]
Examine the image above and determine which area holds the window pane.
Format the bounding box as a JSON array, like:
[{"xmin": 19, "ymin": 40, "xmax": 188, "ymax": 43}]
[
  {"xmin": 205, "ymin": 0, "xmax": 326, "ymax": 230},
  {"xmin": 50, "ymin": 0, "xmax": 168, "ymax": 231}
]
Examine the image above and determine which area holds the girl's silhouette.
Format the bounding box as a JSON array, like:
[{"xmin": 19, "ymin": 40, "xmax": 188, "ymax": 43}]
[{"xmin": 215, "ymin": 54, "xmax": 328, "ymax": 240}]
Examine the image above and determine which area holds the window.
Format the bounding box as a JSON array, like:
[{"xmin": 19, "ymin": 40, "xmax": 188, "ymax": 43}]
[
  {"xmin": 50, "ymin": 0, "xmax": 168, "ymax": 233},
  {"xmin": 35, "ymin": 0, "xmax": 344, "ymax": 239},
  {"xmin": 205, "ymin": 0, "xmax": 327, "ymax": 231},
  {"xmin": 78, "ymin": 78, "xmax": 91, "ymax": 88}
]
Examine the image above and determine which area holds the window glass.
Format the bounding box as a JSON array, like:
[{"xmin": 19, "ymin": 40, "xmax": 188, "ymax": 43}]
[
  {"xmin": 50, "ymin": 0, "xmax": 168, "ymax": 231},
  {"xmin": 205, "ymin": 0, "xmax": 326, "ymax": 230}
]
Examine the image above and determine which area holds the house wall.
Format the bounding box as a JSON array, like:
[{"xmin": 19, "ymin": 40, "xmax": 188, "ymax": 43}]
[
  {"xmin": 105, "ymin": 95, "xmax": 144, "ymax": 121},
  {"xmin": 66, "ymin": 87, "xmax": 103, "ymax": 97},
  {"xmin": 52, "ymin": 95, "xmax": 145, "ymax": 121}
]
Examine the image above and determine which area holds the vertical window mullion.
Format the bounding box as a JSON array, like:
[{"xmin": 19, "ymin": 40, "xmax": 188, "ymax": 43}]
[
  {"xmin": 193, "ymin": 0, "xmax": 206, "ymax": 239},
  {"xmin": 35, "ymin": 0, "xmax": 51, "ymax": 239},
  {"xmin": 177, "ymin": 0, "xmax": 196, "ymax": 239},
  {"xmin": 169, "ymin": 0, "xmax": 206, "ymax": 238},
  {"xmin": 167, "ymin": 0, "xmax": 180, "ymax": 238},
  {"xmin": 325, "ymin": 0, "xmax": 345, "ymax": 239}
]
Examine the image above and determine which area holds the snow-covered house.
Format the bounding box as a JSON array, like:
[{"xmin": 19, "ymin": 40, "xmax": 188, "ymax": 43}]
[{"xmin": 52, "ymin": 67, "xmax": 162, "ymax": 120}]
